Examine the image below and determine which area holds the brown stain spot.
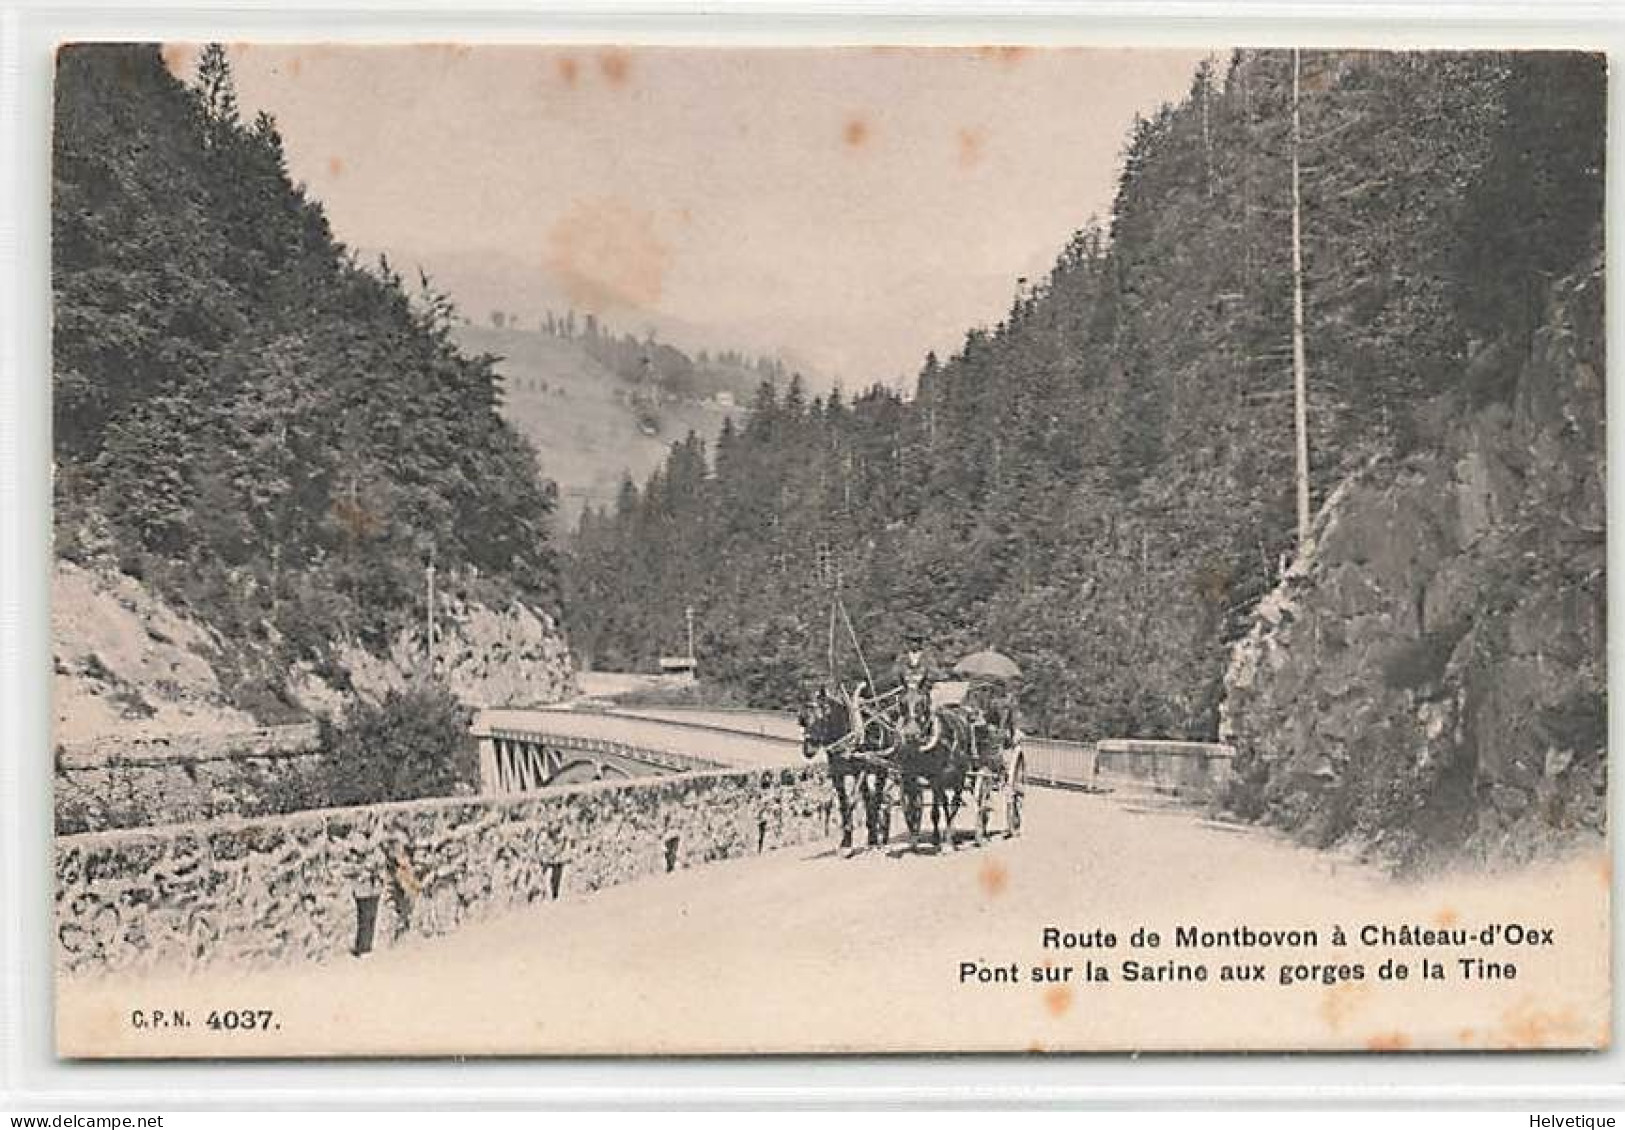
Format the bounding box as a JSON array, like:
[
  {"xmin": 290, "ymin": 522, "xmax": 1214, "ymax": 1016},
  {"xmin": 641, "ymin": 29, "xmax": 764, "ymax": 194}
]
[
  {"xmin": 546, "ymin": 197, "xmax": 670, "ymax": 313},
  {"xmin": 393, "ymin": 848, "xmax": 421, "ymax": 897},
  {"xmin": 1495, "ymin": 998, "xmax": 1585, "ymax": 1049},
  {"xmin": 843, "ymin": 116, "xmax": 870, "ymax": 150},
  {"xmin": 977, "ymin": 858, "xmax": 1008, "ymax": 897},
  {"xmin": 598, "ymin": 50, "xmax": 632, "ymax": 87},
  {"xmin": 286, "ymin": 55, "xmax": 304, "ymax": 79},
  {"xmin": 159, "ymin": 44, "xmax": 190, "ymax": 75},
  {"xmin": 557, "ymin": 55, "xmax": 580, "ymax": 87},
  {"xmin": 1026, "ymin": 1040, "xmax": 1046, "ymax": 1053},
  {"xmin": 1318, "ymin": 981, "xmax": 1370, "ymax": 1032},
  {"xmin": 1366, "ymin": 1031, "xmax": 1411, "ymax": 1051},
  {"xmin": 1433, "ymin": 907, "xmax": 1459, "ymax": 927},
  {"xmin": 975, "ymin": 46, "xmax": 1031, "ymax": 67},
  {"xmin": 327, "ymin": 156, "xmax": 345, "ymax": 179},
  {"xmin": 1457, "ymin": 1027, "xmax": 1476, "ymax": 1044},
  {"xmin": 332, "ymin": 497, "xmax": 380, "ymax": 541},
  {"xmin": 957, "ymin": 127, "xmax": 986, "ymax": 170},
  {"xmin": 1042, "ymin": 983, "xmax": 1073, "ymax": 1018},
  {"xmin": 1594, "ymin": 854, "xmax": 1611, "ymax": 887}
]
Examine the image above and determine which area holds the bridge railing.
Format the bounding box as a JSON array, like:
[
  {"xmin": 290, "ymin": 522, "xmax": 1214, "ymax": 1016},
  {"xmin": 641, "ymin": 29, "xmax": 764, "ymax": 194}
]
[
  {"xmin": 602, "ymin": 707, "xmax": 803, "ymax": 743},
  {"xmin": 1022, "ymin": 737, "xmax": 1099, "ymax": 790},
  {"xmin": 488, "ymin": 712, "xmax": 1236, "ymax": 805}
]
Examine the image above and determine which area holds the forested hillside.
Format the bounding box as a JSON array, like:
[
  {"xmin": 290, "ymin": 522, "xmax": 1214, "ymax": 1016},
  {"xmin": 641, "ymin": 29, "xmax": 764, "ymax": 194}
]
[
  {"xmin": 566, "ymin": 49, "xmax": 1604, "ymax": 739},
  {"xmin": 53, "ymin": 44, "xmax": 565, "ymax": 717}
]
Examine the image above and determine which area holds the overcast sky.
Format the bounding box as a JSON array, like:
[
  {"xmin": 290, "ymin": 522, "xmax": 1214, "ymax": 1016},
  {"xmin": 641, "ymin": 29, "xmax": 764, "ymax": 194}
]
[{"xmin": 170, "ymin": 44, "xmax": 1211, "ymax": 388}]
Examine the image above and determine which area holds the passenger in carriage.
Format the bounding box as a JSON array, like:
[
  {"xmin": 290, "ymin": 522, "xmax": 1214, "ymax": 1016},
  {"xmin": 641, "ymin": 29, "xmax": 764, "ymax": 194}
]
[
  {"xmin": 962, "ymin": 679, "xmax": 1019, "ymax": 762},
  {"xmin": 988, "ymin": 686, "xmax": 1014, "ymax": 747},
  {"xmin": 984, "ymin": 684, "xmax": 1020, "ymax": 750},
  {"xmin": 959, "ymin": 682, "xmax": 991, "ymax": 757}
]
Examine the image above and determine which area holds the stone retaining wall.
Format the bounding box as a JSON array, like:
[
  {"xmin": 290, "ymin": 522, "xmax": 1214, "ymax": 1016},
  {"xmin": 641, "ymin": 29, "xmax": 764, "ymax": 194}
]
[
  {"xmin": 56, "ymin": 763, "xmax": 830, "ymax": 976},
  {"xmin": 54, "ymin": 724, "xmax": 326, "ymax": 835}
]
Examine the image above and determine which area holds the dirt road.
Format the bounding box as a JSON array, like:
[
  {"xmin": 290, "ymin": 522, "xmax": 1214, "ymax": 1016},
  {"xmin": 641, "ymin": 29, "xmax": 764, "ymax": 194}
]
[{"xmin": 58, "ymin": 786, "xmax": 1608, "ymax": 1057}]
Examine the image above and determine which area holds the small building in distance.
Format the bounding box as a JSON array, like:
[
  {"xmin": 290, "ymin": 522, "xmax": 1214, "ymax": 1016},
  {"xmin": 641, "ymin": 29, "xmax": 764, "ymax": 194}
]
[{"xmin": 658, "ymin": 655, "xmax": 698, "ymax": 683}]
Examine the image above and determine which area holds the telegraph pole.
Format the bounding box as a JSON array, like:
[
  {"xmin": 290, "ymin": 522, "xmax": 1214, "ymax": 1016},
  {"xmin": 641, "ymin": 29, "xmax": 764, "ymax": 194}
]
[
  {"xmin": 425, "ymin": 547, "xmax": 438, "ymax": 672},
  {"xmin": 684, "ymin": 604, "xmax": 696, "ymax": 666},
  {"xmin": 1290, "ymin": 47, "xmax": 1313, "ymax": 554}
]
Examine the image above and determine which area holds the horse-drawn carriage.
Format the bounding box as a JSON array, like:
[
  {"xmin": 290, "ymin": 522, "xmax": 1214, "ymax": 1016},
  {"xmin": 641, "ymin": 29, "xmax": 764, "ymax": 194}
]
[{"xmin": 798, "ymin": 648, "xmax": 1028, "ymax": 855}]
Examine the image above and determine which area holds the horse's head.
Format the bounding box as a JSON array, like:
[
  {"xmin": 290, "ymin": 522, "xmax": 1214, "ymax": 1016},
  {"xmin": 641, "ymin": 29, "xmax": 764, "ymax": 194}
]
[
  {"xmin": 896, "ymin": 686, "xmax": 932, "ymax": 747},
  {"xmin": 798, "ymin": 687, "xmax": 847, "ymax": 759},
  {"xmin": 796, "ymin": 688, "xmax": 824, "ymax": 757}
]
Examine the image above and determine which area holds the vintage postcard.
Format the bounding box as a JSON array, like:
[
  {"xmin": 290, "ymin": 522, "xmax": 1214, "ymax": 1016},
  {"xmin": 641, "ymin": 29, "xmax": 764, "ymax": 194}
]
[{"xmin": 51, "ymin": 42, "xmax": 1607, "ymax": 1057}]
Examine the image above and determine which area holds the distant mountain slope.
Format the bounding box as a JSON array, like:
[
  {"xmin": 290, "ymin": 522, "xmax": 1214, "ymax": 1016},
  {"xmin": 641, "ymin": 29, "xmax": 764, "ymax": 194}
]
[{"xmin": 454, "ymin": 325, "xmax": 748, "ymax": 528}]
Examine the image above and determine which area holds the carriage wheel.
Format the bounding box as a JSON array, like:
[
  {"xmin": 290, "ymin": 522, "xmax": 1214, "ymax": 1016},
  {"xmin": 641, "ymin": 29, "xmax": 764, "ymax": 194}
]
[
  {"xmin": 1005, "ymin": 751, "xmax": 1026, "ymax": 837},
  {"xmin": 973, "ymin": 770, "xmax": 993, "ymax": 845}
]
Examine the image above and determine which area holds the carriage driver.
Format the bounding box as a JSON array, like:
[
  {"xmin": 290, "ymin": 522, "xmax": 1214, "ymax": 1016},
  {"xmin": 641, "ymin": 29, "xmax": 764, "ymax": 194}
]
[
  {"xmin": 892, "ymin": 627, "xmax": 943, "ymax": 730},
  {"xmin": 844, "ymin": 680, "xmax": 872, "ymax": 747}
]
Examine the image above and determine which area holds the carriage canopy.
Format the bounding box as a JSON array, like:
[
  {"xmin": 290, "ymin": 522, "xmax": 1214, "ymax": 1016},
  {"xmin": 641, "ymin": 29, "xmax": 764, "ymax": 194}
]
[{"xmin": 952, "ymin": 649, "xmax": 1022, "ymax": 681}]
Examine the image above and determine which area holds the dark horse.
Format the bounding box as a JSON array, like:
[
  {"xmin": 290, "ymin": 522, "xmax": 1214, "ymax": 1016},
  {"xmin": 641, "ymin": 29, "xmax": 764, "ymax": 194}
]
[
  {"xmin": 797, "ymin": 686, "xmax": 891, "ymax": 855},
  {"xmin": 893, "ymin": 688, "xmax": 976, "ymax": 851}
]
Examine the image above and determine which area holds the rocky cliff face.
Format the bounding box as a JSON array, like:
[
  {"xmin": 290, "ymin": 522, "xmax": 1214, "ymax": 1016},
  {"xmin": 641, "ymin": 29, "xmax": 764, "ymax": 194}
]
[
  {"xmin": 1220, "ymin": 262, "xmax": 1605, "ymax": 869},
  {"xmin": 53, "ymin": 559, "xmax": 260, "ymax": 742},
  {"xmin": 57, "ymin": 559, "xmax": 577, "ymax": 741},
  {"xmin": 325, "ymin": 593, "xmax": 577, "ymax": 712}
]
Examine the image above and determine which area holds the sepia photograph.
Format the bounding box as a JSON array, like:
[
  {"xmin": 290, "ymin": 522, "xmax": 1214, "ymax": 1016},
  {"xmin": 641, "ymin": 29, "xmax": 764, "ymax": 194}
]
[{"xmin": 48, "ymin": 41, "xmax": 1607, "ymax": 1057}]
